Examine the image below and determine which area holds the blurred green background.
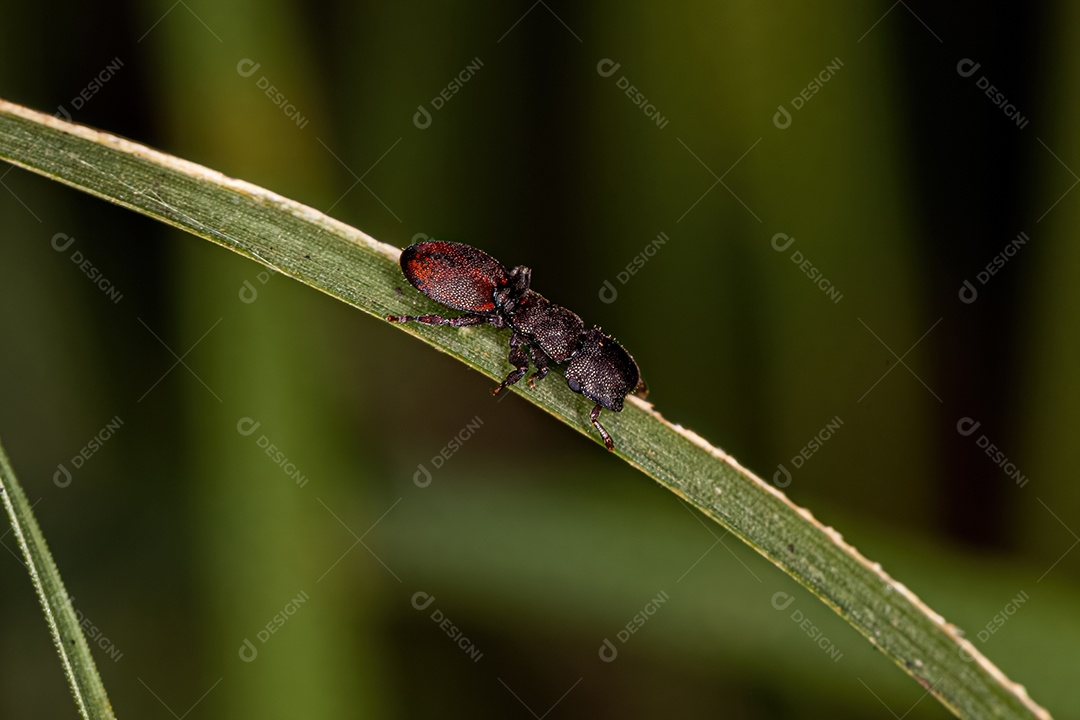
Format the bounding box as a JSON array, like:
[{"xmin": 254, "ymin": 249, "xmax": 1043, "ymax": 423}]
[{"xmin": 1, "ymin": 1, "xmax": 1077, "ymax": 718}]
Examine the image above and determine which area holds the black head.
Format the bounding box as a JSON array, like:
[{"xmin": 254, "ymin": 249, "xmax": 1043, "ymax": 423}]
[{"xmin": 563, "ymin": 328, "xmax": 642, "ymax": 411}]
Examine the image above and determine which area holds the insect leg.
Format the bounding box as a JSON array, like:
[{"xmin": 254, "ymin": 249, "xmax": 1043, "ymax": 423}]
[
  {"xmin": 590, "ymin": 404, "xmax": 615, "ymax": 452},
  {"xmin": 492, "ymin": 332, "xmax": 531, "ymax": 396},
  {"xmin": 527, "ymin": 347, "xmax": 551, "ymax": 389},
  {"xmin": 386, "ymin": 313, "xmax": 490, "ymax": 327}
]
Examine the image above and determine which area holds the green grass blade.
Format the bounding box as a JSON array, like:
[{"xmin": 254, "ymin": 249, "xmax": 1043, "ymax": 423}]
[
  {"xmin": 0, "ymin": 98, "xmax": 1051, "ymax": 719},
  {"xmin": 0, "ymin": 439, "xmax": 116, "ymax": 720}
]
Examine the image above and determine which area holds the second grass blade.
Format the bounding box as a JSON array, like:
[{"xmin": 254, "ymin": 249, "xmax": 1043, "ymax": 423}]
[{"xmin": 0, "ymin": 439, "xmax": 116, "ymax": 720}]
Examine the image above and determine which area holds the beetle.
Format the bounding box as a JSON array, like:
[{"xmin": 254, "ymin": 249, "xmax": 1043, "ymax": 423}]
[{"xmin": 387, "ymin": 240, "xmax": 645, "ymax": 451}]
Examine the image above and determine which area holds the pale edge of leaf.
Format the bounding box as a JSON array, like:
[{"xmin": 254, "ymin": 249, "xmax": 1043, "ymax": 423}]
[
  {"xmin": 0, "ymin": 441, "xmax": 116, "ymax": 720},
  {"xmin": 0, "ymin": 98, "xmax": 1052, "ymax": 719}
]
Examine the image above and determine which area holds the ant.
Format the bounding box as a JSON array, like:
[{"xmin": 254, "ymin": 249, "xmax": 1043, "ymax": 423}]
[{"xmin": 387, "ymin": 241, "xmax": 645, "ymax": 451}]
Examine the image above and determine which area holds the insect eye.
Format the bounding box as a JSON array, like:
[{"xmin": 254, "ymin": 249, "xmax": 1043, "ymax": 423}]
[{"xmin": 567, "ymin": 378, "xmax": 582, "ymax": 393}]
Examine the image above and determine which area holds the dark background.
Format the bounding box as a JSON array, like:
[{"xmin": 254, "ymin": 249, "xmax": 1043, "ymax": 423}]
[{"xmin": 1, "ymin": 1, "xmax": 1077, "ymax": 718}]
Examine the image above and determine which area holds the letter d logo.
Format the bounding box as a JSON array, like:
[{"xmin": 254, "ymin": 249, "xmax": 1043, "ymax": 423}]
[
  {"xmin": 773, "ymin": 104, "xmax": 792, "ymax": 129},
  {"xmin": 413, "ymin": 104, "xmax": 432, "ymax": 129},
  {"xmin": 54, "ymin": 464, "xmax": 72, "ymax": 488},
  {"xmin": 236, "ymin": 59, "xmax": 261, "ymax": 77},
  {"xmin": 773, "ymin": 464, "xmax": 792, "ymax": 488},
  {"xmin": 598, "ymin": 279, "xmax": 618, "ymax": 304},
  {"xmin": 956, "ymin": 417, "xmax": 981, "ymax": 437},
  {"xmin": 414, "ymin": 463, "xmax": 432, "ymax": 487},
  {"xmin": 958, "ymin": 279, "xmax": 978, "ymax": 304},
  {"xmin": 239, "ymin": 280, "xmax": 258, "ymax": 303},
  {"xmin": 596, "ymin": 58, "xmax": 621, "ymax": 78},
  {"xmin": 51, "ymin": 233, "xmax": 76, "ymax": 252},
  {"xmin": 238, "ymin": 638, "xmax": 258, "ymax": 662},
  {"xmin": 411, "ymin": 591, "xmax": 435, "ymax": 611},
  {"xmin": 771, "ymin": 232, "xmax": 795, "ymax": 252},
  {"xmin": 771, "ymin": 591, "xmax": 795, "ymax": 611},
  {"xmin": 956, "ymin": 58, "xmax": 981, "ymax": 78},
  {"xmin": 237, "ymin": 417, "xmax": 261, "ymax": 436}
]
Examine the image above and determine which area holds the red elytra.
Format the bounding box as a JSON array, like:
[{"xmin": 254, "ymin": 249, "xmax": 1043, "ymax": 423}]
[{"xmin": 400, "ymin": 241, "xmax": 507, "ymax": 314}]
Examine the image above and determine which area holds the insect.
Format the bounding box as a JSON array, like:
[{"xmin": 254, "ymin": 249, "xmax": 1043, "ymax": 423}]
[{"xmin": 387, "ymin": 241, "xmax": 645, "ymax": 451}]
